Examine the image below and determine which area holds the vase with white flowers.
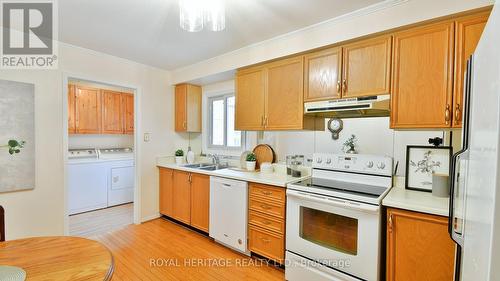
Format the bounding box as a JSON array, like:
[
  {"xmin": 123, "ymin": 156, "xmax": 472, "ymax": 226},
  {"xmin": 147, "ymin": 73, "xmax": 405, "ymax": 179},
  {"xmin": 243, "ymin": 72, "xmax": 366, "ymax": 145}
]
[{"xmin": 343, "ymin": 134, "xmax": 358, "ymax": 154}]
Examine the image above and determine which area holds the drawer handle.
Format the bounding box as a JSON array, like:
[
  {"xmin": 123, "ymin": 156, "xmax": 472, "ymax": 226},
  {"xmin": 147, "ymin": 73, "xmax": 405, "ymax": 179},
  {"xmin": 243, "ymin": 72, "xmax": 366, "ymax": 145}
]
[
  {"xmin": 445, "ymin": 104, "xmax": 451, "ymax": 125},
  {"xmin": 260, "ymin": 204, "xmax": 271, "ymax": 210},
  {"xmin": 262, "ymin": 220, "xmax": 272, "ymax": 225},
  {"xmin": 260, "ymin": 237, "xmax": 271, "ymax": 243},
  {"xmin": 262, "ymin": 191, "xmax": 272, "ymax": 195}
]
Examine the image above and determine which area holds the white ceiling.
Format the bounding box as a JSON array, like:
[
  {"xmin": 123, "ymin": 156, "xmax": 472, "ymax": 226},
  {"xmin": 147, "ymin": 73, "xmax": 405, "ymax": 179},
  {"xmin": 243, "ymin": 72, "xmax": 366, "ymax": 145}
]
[{"xmin": 60, "ymin": 0, "xmax": 383, "ymax": 70}]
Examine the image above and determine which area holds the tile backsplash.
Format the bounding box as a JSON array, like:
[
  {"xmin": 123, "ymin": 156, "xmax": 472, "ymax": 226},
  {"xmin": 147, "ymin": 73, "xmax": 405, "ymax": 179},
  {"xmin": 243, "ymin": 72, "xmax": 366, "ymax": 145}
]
[{"xmin": 253, "ymin": 117, "xmax": 446, "ymax": 176}]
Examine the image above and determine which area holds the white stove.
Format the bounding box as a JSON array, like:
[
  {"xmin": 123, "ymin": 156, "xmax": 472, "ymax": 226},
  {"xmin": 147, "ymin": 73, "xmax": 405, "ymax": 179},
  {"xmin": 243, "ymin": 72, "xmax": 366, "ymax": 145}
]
[{"xmin": 286, "ymin": 153, "xmax": 393, "ymax": 281}]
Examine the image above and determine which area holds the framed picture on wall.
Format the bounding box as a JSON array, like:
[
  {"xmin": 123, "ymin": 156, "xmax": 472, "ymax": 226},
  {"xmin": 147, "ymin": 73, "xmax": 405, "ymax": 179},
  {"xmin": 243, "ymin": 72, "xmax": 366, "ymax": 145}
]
[{"xmin": 405, "ymin": 145, "xmax": 452, "ymax": 192}]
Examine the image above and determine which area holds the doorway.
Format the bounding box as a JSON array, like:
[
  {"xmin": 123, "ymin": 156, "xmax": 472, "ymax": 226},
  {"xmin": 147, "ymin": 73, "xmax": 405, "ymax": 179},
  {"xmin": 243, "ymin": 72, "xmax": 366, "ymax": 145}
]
[{"xmin": 63, "ymin": 75, "xmax": 140, "ymax": 238}]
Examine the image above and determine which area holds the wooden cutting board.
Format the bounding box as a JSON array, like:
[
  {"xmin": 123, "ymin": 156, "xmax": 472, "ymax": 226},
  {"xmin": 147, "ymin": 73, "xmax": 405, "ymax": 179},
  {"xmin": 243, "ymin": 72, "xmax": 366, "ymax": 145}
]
[{"xmin": 252, "ymin": 144, "xmax": 275, "ymax": 169}]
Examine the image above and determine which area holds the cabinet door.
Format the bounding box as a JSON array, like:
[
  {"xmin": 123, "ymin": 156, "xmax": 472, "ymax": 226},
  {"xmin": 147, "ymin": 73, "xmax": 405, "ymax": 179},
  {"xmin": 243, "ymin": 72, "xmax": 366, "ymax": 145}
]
[
  {"xmin": 186, "ymin": 84, "xmax": 202, "ymax": 132},
  {"xmin": 304, "ymin": 47, "xmax": 342, "ymax": 102},
  {"xmin": 172, "ymin": 170, "xmax": 191, "ymax": 224},
  {"xmin": 342, "ymin": 36, "xmax": 392, "ymax": 98},
  {"xmin": 122, "ymin": 93, "xmax": 134, "ymax": 134},
  {"xmin": 75, "ymin": 86, "xmax": 102, "ymax": 134},
  {"xmin": 101, "ymin": 90, "xmax": 124, "ymax": 134},
  {"xmin": 190, "ymin": 173, "xmax": 210, "ymax": 232},
  {"xmin": 175, "ymin": 84, "xmax": 187, "ymax": 132},
  {"xmin": 453, "ymin": 12, "xmax": 489, "ymax": 128},
  {"xmin": 391, "ymin": 22, "xmax": 454, "ymax": 129},
  {"xmin": 235, "ymin": 67, "xmax": 266, "ymax": 130},
  {"xmin": 387, "ymin": 208, "xmax": 455, "ymax": 281},
  {"xmin": 266, "ymin": 56, "xmax": 305, "ymax": 130},
  {"xmin": 159, "ymin": 168, "xmax": 174, "ymax": 217},
  {"xmin": 68, "ymin": 84, "xmax": 76, "ymax": 134}
]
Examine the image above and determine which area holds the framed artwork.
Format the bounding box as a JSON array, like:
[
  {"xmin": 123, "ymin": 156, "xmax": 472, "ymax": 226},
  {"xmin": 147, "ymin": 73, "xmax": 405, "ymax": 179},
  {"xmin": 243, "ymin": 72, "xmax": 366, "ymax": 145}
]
[
  {"xmin": 0, "ymin": 79, "xmax": 35, "ymax": 193},
  {"xmin": 405, "ymin": 145, "xmax": 452, "ymax": 192}
]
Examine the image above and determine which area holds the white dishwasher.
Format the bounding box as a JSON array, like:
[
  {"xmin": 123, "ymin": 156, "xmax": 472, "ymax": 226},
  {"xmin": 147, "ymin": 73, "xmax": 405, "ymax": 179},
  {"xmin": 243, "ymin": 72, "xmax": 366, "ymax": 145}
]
[{"xmin": 209, "ymin": 176, "xmax": 249, "ymax": 255}]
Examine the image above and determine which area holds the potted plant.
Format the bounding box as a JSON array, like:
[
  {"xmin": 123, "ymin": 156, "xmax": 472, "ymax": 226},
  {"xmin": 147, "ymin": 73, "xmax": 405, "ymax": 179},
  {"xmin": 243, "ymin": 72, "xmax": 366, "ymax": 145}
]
[
  {"xmin": 175, "ymin": 149, "xmax": 184, "ymax": 165},
  {"xmin": 246, "ymin": 153, "xmax": 257, "ymax": 171}
]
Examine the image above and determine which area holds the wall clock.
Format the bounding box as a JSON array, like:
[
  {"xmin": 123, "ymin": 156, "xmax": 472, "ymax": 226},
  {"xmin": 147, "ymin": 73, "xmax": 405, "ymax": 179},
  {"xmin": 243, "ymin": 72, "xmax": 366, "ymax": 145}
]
[{"xmin": 327, "ymin": 118, "xmax": 343, "ymax": 140}]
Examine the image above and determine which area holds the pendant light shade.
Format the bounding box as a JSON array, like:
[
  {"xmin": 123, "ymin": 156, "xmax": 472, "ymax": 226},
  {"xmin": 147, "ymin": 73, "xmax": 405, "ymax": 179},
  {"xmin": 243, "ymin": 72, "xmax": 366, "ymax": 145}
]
[{"xmin": 179, "ymin": 0, "xmax": 225, "ymax": 32}]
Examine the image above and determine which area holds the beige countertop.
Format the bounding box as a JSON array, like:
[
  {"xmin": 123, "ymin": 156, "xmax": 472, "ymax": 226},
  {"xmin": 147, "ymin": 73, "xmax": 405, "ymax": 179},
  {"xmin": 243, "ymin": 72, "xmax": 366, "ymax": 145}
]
[
  {"xmin": 383, "ymin": 179, "xmax": 450, "ymax": 216},
  {"xmin": 156, "ymin": 157, "xmax": 310, "ymax": 187}
]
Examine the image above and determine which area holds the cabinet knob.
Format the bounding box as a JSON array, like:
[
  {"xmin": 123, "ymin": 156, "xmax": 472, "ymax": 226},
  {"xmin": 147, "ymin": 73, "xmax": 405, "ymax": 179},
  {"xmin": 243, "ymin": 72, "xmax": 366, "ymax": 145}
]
[
  {"xmin": 388, "ymin": 213, "xmax": 393, "ymax": 232},
  {"xmin": 454, "ymin": 104, "xmax": 461, "ymax": 125},
  {"xmin": 445, "ymin": 104, "xmax": 451, "ymax": 125}
]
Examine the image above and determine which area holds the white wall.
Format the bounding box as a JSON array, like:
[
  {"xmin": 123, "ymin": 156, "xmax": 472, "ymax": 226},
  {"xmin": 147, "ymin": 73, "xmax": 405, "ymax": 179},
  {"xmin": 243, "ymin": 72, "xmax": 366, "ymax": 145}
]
[
  {"xmin": 0, "ymin": 43, "xmax": 191, "ymax": 240},
  {"xmin": 68, "ymin": 135, "xmax": 134, "ymax": 149},
  {"xmin": 172, "ymin": 0, "xmax": 493, "ymax": 84}
]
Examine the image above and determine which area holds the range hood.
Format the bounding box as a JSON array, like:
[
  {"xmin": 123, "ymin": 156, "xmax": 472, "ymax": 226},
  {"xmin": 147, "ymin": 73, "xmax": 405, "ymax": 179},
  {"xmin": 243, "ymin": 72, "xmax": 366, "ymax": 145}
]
[{"xmin": 304, "ymin": 95, "xmax": 390, "ymax": 118}]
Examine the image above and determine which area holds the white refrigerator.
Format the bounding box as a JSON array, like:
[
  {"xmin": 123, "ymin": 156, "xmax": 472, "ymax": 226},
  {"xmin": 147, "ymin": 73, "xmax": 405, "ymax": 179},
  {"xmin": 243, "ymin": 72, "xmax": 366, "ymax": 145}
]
[{"xmin": 449, "ymin": 2, "xmax": 500, "ymax": 280}]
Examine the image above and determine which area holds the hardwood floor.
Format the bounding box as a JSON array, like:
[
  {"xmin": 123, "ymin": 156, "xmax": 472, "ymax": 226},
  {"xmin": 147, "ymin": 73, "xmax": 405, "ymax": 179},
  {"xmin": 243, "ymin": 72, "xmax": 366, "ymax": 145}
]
[
  {"xmin": 69, "ymin": 203, "xmax": 133, "ymax": 238},
  {"xmin": 93, "ymin": 218, "xmax": 284, "ymax": 281}
]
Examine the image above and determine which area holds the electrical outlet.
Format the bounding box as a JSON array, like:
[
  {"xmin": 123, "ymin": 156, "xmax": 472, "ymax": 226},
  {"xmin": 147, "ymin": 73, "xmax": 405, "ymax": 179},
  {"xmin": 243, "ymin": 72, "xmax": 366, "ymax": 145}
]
[{"xmin": 144, "ymin": 133, "xmax": 151, "ymax": 142}]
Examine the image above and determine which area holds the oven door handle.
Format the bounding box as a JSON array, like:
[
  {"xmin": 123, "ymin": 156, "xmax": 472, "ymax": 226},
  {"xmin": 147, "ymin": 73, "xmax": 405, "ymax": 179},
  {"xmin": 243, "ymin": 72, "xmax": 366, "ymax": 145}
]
[{"xmin": 286, "ymin": 190, "xmax": 380, "ymax": 213}]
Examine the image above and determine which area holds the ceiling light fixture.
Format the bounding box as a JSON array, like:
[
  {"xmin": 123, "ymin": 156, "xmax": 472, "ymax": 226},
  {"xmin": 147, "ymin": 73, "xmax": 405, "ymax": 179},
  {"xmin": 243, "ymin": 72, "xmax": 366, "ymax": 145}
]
[{"xmin": 179, "ymin": 0, "xmax": 225, "ymax": 32}]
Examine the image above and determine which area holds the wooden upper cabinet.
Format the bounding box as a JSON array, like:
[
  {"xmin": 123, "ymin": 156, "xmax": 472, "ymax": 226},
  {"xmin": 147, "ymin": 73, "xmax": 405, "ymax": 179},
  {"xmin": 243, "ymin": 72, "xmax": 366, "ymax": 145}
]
[
  {"xmin": 101, "ymin": 90, "xmax": 124, "ymax": 134},
  {"xmin": 175, "ymin": 84, "xmax": 201, "ymax": 133},
  {"xmin": 68, "ymin": 85, "xmax": 76, "ymax": 134},
  {"xmin": 235, "ymin": 67, "xmax": 266, "ymax": 130},
  {"xmin": 453, "ymin": 12, "xmax": 489, "ymax": 128},
  {"xmin": 75, "ymin": 86, "xmax": 102, "ymax": 134},
  {"xmin": 387, "ymin": 208, "xmax": 455, "ymax": 281},
  {"xmin": 304, "ymin": 47, "xmax": 342, "ymax": 102},
  {"xmin": 159, "ymin": 168, "xmax": 174, "ymax": 217},
  {"xmin": 190, "ymin": 173, "xmax": 210, "ymax": 232},
  {"xmin": 122, "ymin": 93, "xmax": 134, "ymax": 134},
  {"xmin": 172, "ymin": 170, "xmax": 191, "ymax": 224},
  {"xmin": 391, "ymin": 21, "xmax": 455, "ymax": 129},
  {"xmin": 342, "ymin": 36, "xmax": 392, "ymax": 98},
  {"xmin": 265, "ymin": 56, "xmax": 306, "ymax": 130}
]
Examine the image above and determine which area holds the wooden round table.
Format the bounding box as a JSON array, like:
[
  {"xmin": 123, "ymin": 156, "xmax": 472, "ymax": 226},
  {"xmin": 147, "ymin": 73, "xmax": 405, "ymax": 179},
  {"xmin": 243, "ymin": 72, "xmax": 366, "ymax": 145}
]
[{"xmin": 0, "ymin": 236, "xmax": 114, "ymax": 280}]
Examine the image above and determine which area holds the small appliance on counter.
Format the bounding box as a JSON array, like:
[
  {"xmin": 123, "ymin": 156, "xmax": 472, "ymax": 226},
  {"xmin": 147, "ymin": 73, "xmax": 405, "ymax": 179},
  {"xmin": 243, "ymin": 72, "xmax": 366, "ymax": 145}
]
[{"xmin": 286, "ymin": 153, "xmax": 393, "ymax": 281}]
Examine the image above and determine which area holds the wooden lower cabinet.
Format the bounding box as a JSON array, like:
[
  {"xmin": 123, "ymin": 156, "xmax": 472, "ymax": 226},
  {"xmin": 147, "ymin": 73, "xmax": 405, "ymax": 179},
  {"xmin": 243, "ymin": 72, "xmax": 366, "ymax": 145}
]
[
  {"xmin": 248, "ymin": 183, "xmax": 286, "ymax": 263},
  {"xmin": 159, "ymin": 168, "xmax": 174, "ymax": 217},
  {"xmin": 172, "ymin": 170, "xmax": 191, "ymax": 225},
  {"xmin": 160, "ymin": 169, "xmax": 209, "ymax": 232},
  {"xmin": 190, "ymin": 173, "xmax": 210, "ymax": 232},
  {"xmin": 386, "ymin": 208, "xmax": 455, "ymax": 281}
]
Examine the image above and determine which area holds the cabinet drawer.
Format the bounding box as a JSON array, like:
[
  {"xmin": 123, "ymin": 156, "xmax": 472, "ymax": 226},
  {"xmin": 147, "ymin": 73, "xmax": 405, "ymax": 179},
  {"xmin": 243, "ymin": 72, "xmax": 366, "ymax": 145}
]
[
  {"xmin": 249, "ymin": 197, "xmax": 285, "ymax": 219},
  {"xmin": 249, "ymin": 183, "xmax": 285, "ymax": 203},
  {"xmin": 249, "ymin": 226, "xmax": 284, "ymax": 263},
  {"xmin": 249, "ymin": 210, "xmax": 284, "ymax": 234}
]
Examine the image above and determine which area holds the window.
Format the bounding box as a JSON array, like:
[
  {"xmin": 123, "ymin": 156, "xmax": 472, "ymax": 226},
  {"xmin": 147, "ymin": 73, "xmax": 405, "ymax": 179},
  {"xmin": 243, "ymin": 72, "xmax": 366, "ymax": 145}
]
[{"xmin": 208, "ymin": 94, "xmax": 244, "ymax": 149}]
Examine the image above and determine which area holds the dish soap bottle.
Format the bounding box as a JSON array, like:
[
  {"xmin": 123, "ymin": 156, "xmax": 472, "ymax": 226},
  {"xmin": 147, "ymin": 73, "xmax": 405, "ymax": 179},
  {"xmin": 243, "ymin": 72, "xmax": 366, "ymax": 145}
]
[{"xmin": 186, "ymin": 146, "xmax": 195, "ymax": 164}]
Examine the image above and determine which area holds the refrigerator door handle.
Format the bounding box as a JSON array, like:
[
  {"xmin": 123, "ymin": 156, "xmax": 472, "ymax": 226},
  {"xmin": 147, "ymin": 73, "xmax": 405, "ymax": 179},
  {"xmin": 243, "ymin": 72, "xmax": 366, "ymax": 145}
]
[{"xmin": 449, "ymin": 150, "xmax": 466, "ymax": 246}]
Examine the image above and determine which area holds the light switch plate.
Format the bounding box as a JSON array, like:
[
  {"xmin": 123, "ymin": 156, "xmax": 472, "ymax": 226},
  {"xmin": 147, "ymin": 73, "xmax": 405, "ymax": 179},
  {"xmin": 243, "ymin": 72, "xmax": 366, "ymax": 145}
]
[{"xmin": 144, "ymin": 133, "xmax": 151, "ymax": 142}]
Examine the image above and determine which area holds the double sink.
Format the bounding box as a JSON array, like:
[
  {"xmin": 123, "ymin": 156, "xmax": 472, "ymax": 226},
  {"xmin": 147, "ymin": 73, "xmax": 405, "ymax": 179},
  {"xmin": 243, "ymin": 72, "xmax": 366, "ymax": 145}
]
[{"xmin": 183, "ymin": 163, "xmax": 230, "ymax": 171}]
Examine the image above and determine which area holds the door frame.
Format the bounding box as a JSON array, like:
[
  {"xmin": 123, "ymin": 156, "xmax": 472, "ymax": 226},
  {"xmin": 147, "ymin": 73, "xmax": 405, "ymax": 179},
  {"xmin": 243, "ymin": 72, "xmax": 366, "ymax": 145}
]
[{"xmin": 62, "ymin": 72, "xmax": 142, "ymax": 235}]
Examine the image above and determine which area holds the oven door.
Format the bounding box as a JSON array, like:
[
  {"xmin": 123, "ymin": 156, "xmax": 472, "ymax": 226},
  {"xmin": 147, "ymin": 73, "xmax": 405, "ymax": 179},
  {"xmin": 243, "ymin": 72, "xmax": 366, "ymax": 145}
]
[{"xmin": 286, "ymin": 189, "xmax": 381, "ymax": 281}]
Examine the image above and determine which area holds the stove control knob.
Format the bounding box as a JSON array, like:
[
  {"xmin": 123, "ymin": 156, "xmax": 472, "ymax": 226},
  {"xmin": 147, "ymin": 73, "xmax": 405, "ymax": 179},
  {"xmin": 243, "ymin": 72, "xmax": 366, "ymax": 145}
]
[
  {"xmin": 316, "ymin": 158, "xmax": 322, "ymax": 164},
  {"xmin": 377, "ymin": 162, "xmax": 386, "ymax": 169},
  {"xmin": 326, "ymin": 158, "xmax": 332, "ymax": 164},
  {"xmin": 366, "ymin": 161, "xmax": 374, "ymax": 168}
]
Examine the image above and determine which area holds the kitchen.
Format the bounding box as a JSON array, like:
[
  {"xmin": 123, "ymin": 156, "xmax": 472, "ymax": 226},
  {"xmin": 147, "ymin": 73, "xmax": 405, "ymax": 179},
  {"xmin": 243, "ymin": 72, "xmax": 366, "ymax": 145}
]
[{"xmin": 0, "ymin": 1, "xmax": 499, "ymax": 281}]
